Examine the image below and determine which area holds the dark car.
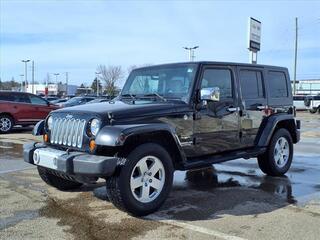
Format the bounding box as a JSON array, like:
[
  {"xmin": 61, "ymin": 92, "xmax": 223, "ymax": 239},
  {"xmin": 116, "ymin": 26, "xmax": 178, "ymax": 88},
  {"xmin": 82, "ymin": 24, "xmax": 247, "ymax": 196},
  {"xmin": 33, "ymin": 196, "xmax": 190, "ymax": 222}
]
[
  {"xmin": 50, "ymin": 98, "xmax": 68, "ymax": 105},
  {"xmin": 87, "ymin": 97, "xmax": 110, "ymax": 104},
  {"xmin": 61, "ymin": 96, "xmax": 96, "ymax": 107},
  {"xmin": 24, "ymin": 62, "xmax": 300, "ymax": 216},
  {"xmin": 43, "ymin": 96, "xmax": 59, "ymax": 102},
  {"xmin": 0, "ymin": 91, "xmax": 59, "ymax": 133}
]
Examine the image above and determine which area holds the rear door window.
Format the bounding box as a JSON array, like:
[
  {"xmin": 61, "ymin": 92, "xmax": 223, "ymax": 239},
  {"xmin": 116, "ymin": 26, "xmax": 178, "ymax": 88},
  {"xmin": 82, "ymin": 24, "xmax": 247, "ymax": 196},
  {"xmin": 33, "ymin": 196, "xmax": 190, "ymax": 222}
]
[
  {"xmin": 268, "ymin": 71, "xmax": 288, "ymax": 98},
  {"xmin": 240, "ymin": 70, "xmax": 264, "ymax": 99},
  {"xmin": 28, "ymin": 95, "xmax": 48, "ymax": 105},
  {"xmin": 14, "ymin": 94, "xmax": 31, "ymax": 103}
]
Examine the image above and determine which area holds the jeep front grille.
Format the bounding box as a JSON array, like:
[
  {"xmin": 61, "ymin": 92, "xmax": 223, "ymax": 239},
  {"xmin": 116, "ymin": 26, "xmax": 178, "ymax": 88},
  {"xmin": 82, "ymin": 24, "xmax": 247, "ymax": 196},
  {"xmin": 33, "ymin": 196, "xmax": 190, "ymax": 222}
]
[{"xmin": 50, "ymin": 117, "xmax": 86, "ymax": 148}]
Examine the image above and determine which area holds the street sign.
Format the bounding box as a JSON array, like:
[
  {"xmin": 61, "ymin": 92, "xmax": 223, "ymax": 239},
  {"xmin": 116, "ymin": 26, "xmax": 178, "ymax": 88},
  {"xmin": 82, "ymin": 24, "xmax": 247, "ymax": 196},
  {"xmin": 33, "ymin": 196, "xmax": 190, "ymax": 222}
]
[{"xmin": 248, "ymin": 17, "xmax": 261, "ymax": 51}]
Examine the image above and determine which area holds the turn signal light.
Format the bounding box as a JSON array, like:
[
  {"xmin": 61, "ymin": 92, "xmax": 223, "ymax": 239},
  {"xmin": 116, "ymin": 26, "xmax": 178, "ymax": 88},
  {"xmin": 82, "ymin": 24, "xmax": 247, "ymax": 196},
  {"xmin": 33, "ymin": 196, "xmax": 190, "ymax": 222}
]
[
  {"xmin": 89, "ymin": 140, "xmax": 96, "ymax": 152},
  {"xmin": 43, "ymin": 134, "xmax": 49, "ymax": 142}
]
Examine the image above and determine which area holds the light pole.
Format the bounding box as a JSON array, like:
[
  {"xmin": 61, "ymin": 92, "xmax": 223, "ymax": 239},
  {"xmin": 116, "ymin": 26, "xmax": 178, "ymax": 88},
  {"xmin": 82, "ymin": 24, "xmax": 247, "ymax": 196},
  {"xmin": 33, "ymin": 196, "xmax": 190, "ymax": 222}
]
[
  {"xmin": 21, "ymin": 59, "xmax": 30, "ymax": 92},
  {"xmin": 19, "ymin": 74, "xmax": 24, "ymax": 91},
  {"xmin": 95, "ymin": 72, "xmax": 101, "ymax": 97},
  {"xmin": 183, "ymin": 46, "xmax": 199, "ymax": 61}
]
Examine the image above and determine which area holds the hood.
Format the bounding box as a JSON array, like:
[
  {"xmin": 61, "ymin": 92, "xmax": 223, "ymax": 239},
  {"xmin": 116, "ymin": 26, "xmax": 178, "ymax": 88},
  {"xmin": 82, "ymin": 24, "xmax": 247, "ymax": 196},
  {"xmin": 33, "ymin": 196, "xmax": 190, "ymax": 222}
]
[{"xmin": 52, "ymin": 100, "xmax": 183, "ymax": 120}]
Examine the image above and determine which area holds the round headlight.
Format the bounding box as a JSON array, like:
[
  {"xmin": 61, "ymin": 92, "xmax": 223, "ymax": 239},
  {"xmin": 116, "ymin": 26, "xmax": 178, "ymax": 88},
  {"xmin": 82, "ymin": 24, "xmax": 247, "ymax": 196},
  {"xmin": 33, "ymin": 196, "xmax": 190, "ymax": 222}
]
[
  {"xmin": 47, "ymin": 116, "xmax": 53, "ymax": 130},
  {"xmin": 90, "ymin": 119, "xmax": 101, "ymax": 136}
]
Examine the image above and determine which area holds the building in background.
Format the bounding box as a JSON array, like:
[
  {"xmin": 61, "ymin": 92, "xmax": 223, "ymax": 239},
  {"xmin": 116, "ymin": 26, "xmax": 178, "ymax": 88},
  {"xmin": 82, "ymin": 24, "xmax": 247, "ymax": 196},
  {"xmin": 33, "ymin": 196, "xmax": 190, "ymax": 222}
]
[
  {"xmin": 25, "ymin": 84, "xmax": 78, "ymax": 96},
  {"xmin": 292, "ymin": 79, "xmax": 320, "ymax": 95}
]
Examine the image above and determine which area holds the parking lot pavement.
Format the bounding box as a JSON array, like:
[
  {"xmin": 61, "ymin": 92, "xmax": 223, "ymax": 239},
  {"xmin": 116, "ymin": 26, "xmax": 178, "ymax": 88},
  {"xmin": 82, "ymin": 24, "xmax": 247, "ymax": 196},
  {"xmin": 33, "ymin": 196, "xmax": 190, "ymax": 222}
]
[{"xmin": 1, "ymin": 112, "xmax": 320, "ymax": 240}]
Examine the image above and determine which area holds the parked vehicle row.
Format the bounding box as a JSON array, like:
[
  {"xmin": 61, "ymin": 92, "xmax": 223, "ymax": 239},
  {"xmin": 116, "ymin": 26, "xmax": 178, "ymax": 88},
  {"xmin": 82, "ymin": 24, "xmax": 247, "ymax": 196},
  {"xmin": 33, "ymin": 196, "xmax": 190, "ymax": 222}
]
[{"xmin": 0, "ymin": 91, "xmax": 113, "ymax": 133}]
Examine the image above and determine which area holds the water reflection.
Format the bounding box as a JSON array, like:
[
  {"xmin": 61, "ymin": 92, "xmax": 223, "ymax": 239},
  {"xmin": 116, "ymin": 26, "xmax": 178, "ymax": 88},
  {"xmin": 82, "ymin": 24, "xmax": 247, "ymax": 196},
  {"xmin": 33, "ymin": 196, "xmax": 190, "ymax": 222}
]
[{"xmin": 180, "ymin": 166, "xmax": 295, "ymax": 203}]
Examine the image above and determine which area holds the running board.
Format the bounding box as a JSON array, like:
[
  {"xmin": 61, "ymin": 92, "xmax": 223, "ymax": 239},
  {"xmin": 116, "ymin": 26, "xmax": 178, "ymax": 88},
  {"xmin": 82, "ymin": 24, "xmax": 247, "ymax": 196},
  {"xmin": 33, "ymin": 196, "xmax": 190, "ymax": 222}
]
[{"xmin": 182, "ymin": 147, "xmax": 266, "ymax": 170}]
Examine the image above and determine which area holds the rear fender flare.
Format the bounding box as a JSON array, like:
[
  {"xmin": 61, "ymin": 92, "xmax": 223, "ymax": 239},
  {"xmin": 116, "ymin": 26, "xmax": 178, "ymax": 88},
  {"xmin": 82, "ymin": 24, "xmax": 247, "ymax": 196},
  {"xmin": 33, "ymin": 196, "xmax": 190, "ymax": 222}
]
[{"xmin": 256, "ymin": 114, "xmax": 298, "ymax": 147}]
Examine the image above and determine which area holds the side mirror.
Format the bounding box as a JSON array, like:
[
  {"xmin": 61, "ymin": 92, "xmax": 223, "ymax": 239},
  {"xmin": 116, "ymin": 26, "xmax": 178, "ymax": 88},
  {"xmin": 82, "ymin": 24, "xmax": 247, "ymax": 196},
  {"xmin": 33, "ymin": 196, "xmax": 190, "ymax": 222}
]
[{"xmin": 200, "ymin": 87, "xmax": 220, "ymax": 102}]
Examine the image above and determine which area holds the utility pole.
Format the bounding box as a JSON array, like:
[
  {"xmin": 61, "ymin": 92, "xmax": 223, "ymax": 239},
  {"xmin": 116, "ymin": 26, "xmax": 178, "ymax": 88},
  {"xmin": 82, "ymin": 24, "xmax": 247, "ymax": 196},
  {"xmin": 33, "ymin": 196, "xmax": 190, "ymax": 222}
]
[
  {"xmin": 65, "ymin": 72, "xmax": 69, "ymax": 96},
  {"xmin": 293, "ymin": 17, "xmax": 298, "ymax": 96},
  {"xmin": 32, "ymin": 61, "xmax": 35, "ymax": 94},
  {"xmin": 95, "ymin": 72, "xmax": 101, "ymax": 97},
  {"xmin": 183, "ymin": 46, "xmax": 199, "ymax": 61},
  {"xmin": 21, "ymin": 59, "xmax": 30, "ymax": 92},
  {"xmin": 53, "ymin": 73, "xmax": 59, "ymax": 84}
]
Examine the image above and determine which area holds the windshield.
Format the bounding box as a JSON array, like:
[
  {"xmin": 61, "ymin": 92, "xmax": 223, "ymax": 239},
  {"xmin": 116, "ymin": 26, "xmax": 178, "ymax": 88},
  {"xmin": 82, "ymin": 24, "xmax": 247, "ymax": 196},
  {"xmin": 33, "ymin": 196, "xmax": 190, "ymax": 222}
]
[{"xmin": 121, "ymin": 64, "xmax": 197, "ymax": 102}]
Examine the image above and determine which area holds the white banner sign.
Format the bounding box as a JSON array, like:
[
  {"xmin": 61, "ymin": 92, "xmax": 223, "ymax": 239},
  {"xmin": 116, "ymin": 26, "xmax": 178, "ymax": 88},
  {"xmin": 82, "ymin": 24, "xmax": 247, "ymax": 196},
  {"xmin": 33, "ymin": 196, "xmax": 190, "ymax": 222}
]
[{"xmin": 248, "ymin": 17, "xmax": 261, "ymax": 51}]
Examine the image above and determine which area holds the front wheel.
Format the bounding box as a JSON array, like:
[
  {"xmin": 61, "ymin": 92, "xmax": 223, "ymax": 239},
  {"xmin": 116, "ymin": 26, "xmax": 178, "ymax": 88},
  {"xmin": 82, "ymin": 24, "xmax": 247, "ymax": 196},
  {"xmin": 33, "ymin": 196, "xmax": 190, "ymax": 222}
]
[
  {"xmin": 106, "ymin": 143, "xmax": 174, "ymax": 216},
  {"xmin": 258, "ymin": 128, "xmax": 293, "ymax": 176}
]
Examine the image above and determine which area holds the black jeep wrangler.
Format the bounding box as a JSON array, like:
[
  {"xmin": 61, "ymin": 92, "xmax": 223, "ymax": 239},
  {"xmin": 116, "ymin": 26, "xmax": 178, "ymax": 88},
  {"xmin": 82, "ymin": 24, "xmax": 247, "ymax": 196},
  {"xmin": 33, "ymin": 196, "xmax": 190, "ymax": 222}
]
[{"xmin": 24, "ymin": 62, "xmax": 300, "ymax": 216}]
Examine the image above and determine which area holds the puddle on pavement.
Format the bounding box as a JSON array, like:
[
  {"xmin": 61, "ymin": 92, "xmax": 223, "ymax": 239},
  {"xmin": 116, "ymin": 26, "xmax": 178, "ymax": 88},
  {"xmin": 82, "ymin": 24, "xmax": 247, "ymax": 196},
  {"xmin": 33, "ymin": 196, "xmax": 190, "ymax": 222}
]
[
  {"xmin": 0, "ymin": 142, "xmax": 23, "ymax": 160},
  {"xmin": 173, "ymin": 155, "xmax": 320, "ymax": 206},
  {"xmin": 0, "ymin": 210, "xmax": 39, "ymax": 231},
  {"xmin": 39, "ymin": 192, "xmax": 164, "ymax": 240}
]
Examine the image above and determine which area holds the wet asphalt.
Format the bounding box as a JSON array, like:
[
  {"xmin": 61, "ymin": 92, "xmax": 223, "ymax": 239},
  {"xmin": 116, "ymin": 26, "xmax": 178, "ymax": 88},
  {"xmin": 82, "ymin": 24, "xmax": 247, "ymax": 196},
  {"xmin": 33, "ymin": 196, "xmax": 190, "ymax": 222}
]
[{"xmin": 0, "ymin": 112, "xmax": 320, "ymax": 240}]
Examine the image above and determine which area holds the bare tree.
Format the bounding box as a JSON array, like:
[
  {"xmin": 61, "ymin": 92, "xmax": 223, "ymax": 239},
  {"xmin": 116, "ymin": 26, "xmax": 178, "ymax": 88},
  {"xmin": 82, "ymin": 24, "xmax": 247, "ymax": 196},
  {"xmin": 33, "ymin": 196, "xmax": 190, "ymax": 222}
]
[{"xmin": 97, "ymin": 65, "xmax": 123, "ymax": 97}]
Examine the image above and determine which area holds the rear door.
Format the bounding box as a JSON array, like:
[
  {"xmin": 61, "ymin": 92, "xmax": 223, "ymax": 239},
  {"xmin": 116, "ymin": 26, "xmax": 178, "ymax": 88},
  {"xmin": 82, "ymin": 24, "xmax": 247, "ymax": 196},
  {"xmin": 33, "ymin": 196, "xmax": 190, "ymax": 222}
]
[
  {"xmin": 27, "ymin": 94, "xmax": 52, "ymax": 120},
  {"xmin": 237, "ymin": 67, "xmax": 267, "ymax": 147}
]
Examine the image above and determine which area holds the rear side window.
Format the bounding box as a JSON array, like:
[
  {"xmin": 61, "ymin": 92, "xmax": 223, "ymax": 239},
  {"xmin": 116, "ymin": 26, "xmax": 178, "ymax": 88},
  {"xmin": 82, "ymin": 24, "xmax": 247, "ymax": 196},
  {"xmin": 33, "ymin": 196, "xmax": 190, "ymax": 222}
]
[
  {"xmin": 0, "ymin": 93, "xmax": 15, "ymax": 101},
  {"xmin": 268, "ymin": 71, "xmax": 288, "ymax": 98},
  {"xmin": 239, "ymin": 70, "xmax": 264, "ymax": 99}
]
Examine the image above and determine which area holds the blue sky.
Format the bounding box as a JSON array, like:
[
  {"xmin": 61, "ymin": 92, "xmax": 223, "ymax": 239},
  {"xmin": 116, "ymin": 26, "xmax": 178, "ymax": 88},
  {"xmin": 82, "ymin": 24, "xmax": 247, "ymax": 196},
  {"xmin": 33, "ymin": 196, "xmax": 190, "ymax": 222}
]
[{"xmin": 0, "ymin": 0, "xmax": 319, "ymax": 87}]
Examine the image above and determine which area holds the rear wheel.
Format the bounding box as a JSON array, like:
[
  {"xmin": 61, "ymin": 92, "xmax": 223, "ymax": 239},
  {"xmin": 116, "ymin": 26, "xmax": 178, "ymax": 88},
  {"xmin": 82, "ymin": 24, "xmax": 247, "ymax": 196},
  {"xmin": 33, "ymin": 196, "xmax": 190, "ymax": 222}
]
[
  {"xmin": 37, "ymin": 166, "xmax": 83, "ymax": 190},
  {"xmin": 106, "ymin": 143, "xmax": 174, "ymax": 216},
  {"xmin": 0, "ymin": 114, "xmax": 14, "ymax": 133},
  {"xmin": 258, "ymin": 128, "xmax": 293, "ymax": 176},
  {"xmin": 309, "ymin": 108, "xmax": 318, "ymax": 114}
]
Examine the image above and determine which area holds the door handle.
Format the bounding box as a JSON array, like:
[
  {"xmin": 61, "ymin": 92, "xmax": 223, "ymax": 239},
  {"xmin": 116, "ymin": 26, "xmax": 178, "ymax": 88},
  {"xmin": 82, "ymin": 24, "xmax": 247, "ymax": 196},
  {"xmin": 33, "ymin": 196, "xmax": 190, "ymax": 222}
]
[{"xmin": 227, "ymin": 107, "xmax": 240, "ymax": 112}]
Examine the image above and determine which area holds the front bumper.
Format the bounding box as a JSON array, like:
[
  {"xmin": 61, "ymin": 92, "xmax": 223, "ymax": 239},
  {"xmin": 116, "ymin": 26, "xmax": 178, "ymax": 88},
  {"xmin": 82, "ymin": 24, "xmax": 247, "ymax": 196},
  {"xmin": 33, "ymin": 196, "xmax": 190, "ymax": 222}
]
[{"xmin": 23, "ymin": 142, "xmax": 121, "ymax": 177}]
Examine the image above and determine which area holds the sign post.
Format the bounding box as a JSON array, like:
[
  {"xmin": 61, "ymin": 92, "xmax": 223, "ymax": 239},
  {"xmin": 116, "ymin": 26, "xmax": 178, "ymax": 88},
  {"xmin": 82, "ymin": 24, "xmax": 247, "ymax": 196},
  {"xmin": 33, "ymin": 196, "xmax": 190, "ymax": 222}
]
[{"xmin": 248, "ymin": 17, "xmax": 261, "ymax": 64}]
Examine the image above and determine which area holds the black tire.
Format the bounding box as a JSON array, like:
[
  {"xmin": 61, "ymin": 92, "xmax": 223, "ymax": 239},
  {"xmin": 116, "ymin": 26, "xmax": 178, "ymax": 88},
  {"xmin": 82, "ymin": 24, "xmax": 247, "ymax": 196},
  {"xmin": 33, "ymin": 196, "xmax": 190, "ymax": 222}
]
[
  {"xmin": 258, "ymin": 128, "xmax": 293, "ymax": 176},
  {"xmin": 309, "ymin": 108, "xmax": 317, "ymax": 114},
  {"xmin": 37, "ymin": 166, "xmax": 83, "ymax": 190},
  {"xmin": 106, "ymin": 143, "xmax": 174, "ymax": 216},
  {"xmin": 0, "ymin": 114, "xmax": 14, "ymax": 133}
]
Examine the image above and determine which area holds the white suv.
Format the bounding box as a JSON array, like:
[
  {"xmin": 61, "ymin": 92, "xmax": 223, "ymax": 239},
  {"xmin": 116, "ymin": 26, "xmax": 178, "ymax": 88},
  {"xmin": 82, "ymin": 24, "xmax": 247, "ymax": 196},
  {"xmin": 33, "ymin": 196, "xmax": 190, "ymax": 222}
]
[{"xmin": 304, "ymin": 95, "xmax": 320, "ymax": 113}]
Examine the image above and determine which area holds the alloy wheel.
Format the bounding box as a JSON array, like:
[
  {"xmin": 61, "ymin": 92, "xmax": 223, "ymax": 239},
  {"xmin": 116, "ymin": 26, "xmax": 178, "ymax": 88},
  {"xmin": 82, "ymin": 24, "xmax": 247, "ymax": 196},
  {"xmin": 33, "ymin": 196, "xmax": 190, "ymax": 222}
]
[
  {"xmin": 130, "ymin": 155, "xmax": 165, "ymax": 203},
  {"xmin": 273, "ymin": 137, "xmax": 290, "ymax": 168}
]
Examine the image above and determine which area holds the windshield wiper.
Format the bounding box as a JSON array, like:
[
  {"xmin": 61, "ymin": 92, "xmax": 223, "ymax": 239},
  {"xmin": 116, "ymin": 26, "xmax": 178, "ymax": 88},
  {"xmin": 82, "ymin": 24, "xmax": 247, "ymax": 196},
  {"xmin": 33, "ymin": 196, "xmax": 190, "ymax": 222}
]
[
  {"xmin": 143, "ymin": 93, "xmax": 167, "ymax": 102},
  {"xmin": 120, "ymin": 93, "xmax": 136, "ymax": 101}
]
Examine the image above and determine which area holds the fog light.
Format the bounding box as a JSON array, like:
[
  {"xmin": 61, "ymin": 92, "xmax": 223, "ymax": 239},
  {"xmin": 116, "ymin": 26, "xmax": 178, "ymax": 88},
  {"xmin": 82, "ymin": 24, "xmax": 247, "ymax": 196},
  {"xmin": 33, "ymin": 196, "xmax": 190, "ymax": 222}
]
[
  {"xmin": 43, "ymin": 134, "xmax": 49, "ymax": 142},
  {"xmin": 89, "ymin": 140, "xmax": 96, "ymax": 152},
  {"xmin": 33, "ymin": 151, "xmax": 40, "ymax": 164}
]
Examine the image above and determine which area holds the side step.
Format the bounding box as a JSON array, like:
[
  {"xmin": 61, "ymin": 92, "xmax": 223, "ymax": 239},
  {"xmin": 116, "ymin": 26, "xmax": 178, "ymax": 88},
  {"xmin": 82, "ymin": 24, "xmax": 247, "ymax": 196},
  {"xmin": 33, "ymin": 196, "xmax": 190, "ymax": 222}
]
[{"xmin": 182, "ymin": 147, "xmax": 266, "ymax": 170}]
